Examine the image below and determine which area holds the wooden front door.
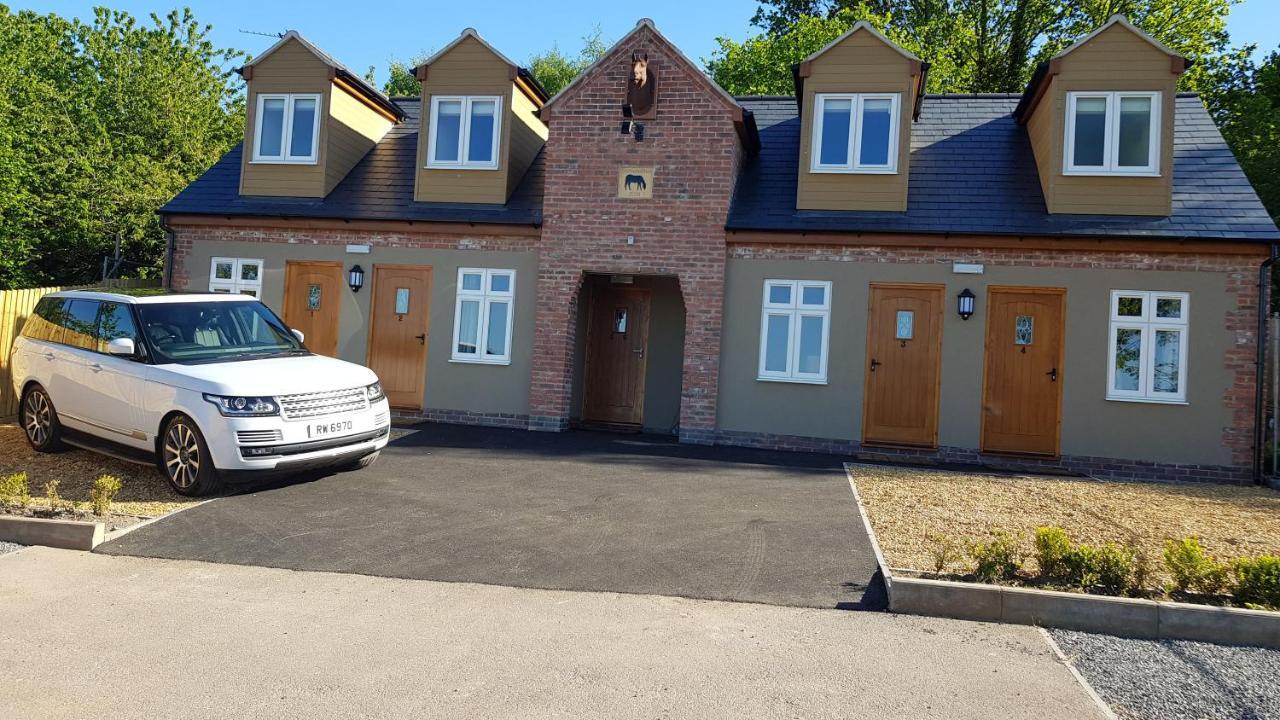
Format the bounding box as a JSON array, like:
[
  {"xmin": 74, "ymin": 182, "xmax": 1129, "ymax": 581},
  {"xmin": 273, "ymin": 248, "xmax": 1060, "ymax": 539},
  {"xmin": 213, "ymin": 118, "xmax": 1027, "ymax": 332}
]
[
  {"xmin": 863, "ymin": 283, "xmax": 944, "ymax": 448},
  {"xmin": 582, "ymin": 286, "xmax": 651, "ymax": 425},
  {"xmin": 366, "ymin": 265, "xmax": 432, "ymax": 410},
  {"xmin": 981, "ymin": 287, "xmax": 1066, "ymax": 456},
  {"xmin": 283, "ymin": 261, "xmax": 343, "ymax": 357}
]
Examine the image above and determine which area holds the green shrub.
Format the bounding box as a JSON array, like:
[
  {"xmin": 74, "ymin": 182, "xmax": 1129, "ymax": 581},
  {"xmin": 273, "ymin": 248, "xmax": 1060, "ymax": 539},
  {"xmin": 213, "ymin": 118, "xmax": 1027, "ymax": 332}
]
[
  {"xmin": 1062, "ymin": 544, "xmax": 1099, "ymax": 588},
  {"xmin": 89, "ymin": 475, "xmax": 122, "ymax": 516},
  {"xmin": 1164, "ymin": 537, "xmax": 1232, "ymax": 596},
  {"xmin": 1091, "ymin": 543, "xmax": 1135, "ymax": 596},
  {"xmin": 1034, "ymin": 526, "xmax": 1073, "ymax": 580},
  {"xmin": 1233, "ymin": 556, "xmax": 1280, "ymax": 610},
  {"xmin": 0, "ymin": 472, "xmax": 31, "ymax": 508},
  {"xmin": 969, "ymin": 531, "xmax": 1023, "ymax": 583},
  {"xmin": 926, "ymin": 533, "xmax": 962, "ymax": 575}
]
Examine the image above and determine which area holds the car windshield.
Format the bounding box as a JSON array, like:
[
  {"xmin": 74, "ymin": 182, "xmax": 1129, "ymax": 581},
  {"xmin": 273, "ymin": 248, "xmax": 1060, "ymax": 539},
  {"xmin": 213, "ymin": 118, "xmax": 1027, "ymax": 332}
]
[{"xmin": 135, "ymin": 300, "xmax": 306, "ymax": 364}]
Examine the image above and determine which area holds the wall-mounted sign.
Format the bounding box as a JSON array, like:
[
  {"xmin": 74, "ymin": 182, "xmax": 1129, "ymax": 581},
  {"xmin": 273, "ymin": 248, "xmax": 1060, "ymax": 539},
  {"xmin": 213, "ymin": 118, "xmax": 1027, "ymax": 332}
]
[
  {"xmin": 627, "ymin": 53, "xmax": 657, "ymax": 119},
  {"xmin": 953, "ymin": 262, "xmax": 984, "ymax": 274},
  {"xmin": 617, "ymin": 166, "xmax": 654, "ymax": 199}
]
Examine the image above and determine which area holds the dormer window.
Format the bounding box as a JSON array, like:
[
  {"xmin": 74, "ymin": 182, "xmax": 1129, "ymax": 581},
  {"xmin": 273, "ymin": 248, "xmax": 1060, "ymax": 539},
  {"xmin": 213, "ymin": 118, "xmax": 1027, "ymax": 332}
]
[
  {"xmin": 428, "ymin": 96, "xmax": 502, "ymax": 170},
  {"xmin": 810, "ymin": 93, "xmax": 900, "ymax": 174},
  {"xmin": 1065, "ymin": 91, "xmax": 1160, "ymax": 176},
  {"xmin": 252, "ymin": 93, "xmax": 321, "ymax": 164}
]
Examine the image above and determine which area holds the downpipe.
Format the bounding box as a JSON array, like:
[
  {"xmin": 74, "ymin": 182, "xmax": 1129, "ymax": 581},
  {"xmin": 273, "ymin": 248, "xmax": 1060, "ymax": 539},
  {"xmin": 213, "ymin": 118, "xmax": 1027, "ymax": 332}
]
[
  {"xmin": 160, "ymin": 217, "xmax": 176, "ymax": 291},
  {"xmin": 1253, "ymin": 243, "xmax": 1279, "ymax": 485}
]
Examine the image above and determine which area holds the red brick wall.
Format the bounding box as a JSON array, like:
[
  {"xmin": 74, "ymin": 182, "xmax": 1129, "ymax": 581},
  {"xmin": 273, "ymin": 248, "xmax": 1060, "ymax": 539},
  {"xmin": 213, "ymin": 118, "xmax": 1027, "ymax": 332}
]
[
  {"xmin": 729, "ymin": 242, "xmax": 1265, "ymax": 469},
  {"xmin": 530, "ymin": 24, "xmax": 746, "ymax": 438}
]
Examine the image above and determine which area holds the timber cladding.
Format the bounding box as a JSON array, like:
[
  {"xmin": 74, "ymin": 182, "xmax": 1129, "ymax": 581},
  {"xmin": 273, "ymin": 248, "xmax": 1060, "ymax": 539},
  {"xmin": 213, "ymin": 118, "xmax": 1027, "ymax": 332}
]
[
  {"xmin": 239, "ymin": 37, "xmax": 332, "ymax": 198},
  {"xmin": 796, "ymin": 28, "xmax": 918, "ymax": 212},
  {"xmin": 1024, "ymin": 22, "xmax": 1179, "ymax": 216},
  {"xmin": 529, "ymin": 22, "xmax": 745, "ymax": 438}
]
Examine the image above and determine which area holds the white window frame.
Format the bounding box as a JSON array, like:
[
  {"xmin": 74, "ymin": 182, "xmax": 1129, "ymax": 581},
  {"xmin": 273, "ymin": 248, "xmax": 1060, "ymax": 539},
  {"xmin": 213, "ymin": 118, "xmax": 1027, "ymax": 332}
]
[
  {"xmin": 1105, "ymin": 290, "xmax": 1189, "ymax": 404},
  {"xmin": 810, "ymin": 92, "xmax": 900, "ymax": 174},
  {"xmin": 251, "ymin": 93, "xmax": 322, "ymax": 164},
  {"xmin": 757, "ymin": 279, "xmax": 832, "ymax": 384},
  {"xmin": 451, "ymin": 268, "xmax": 515, "ymax": 365},
  {"xmin": 427, "ymin": 96, "xmax": 502, "ymax": 170},
  {"xmin": 209, "ymin": 257, "xmax": 264, "ymax": 297},
  {"xmin": 1064, "ymin": 91, "xmax": 1161, "ymax": 177}
]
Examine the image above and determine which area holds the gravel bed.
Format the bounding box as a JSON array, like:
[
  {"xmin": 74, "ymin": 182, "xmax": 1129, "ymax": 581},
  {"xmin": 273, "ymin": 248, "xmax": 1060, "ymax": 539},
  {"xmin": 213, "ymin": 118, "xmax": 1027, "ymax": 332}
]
[
  {"xmin": 0, "ymin": 541, "xmax": 25, "ymax": 555},
  {"xmin": 1049, "ymin": 628, "xmax": 1280, "ymax": 719}
]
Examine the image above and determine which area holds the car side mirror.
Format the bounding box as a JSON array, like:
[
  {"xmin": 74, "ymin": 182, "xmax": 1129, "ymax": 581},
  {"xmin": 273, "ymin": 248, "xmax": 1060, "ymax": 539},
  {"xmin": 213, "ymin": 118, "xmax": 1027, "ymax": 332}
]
[
  {"xmin": 106, "ymin": 337, "xmax": 136, "ymax": 357},
  {"xmin": 291, "ymin": 329, "xmax": 306, "ymax": 344}
]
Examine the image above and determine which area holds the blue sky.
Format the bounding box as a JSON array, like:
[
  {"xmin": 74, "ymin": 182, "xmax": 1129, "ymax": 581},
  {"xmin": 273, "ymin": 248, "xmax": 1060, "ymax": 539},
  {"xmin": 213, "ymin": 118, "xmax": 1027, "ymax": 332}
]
[{"xmin": 17, "ymin": 0, "xmax": 1280, "ymax": 88}]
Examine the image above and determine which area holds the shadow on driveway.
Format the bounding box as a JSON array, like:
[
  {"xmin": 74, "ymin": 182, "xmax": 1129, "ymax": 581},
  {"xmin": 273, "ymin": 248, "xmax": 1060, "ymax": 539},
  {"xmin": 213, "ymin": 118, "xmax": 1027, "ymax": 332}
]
[{"xmin": 99, "ymin": 423, "xmax": 886, "ymax": 610}]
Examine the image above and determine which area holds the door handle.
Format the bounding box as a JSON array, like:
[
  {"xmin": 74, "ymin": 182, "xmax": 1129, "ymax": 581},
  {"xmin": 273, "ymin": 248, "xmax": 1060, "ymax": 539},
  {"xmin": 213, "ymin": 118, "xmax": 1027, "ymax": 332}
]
[
  {"xmin": 43, "ymin": 352, "xmax": 55, "ymax": 361},
  {"xmin": 869, "ymin": 358, "xmax": 881, "ymax": 372},
  {"xmin": 414, "ymin": 334, "xmax": 426, "ymax": 345},
  {"xmin": 1046, "ymin": 368, "xmax": 1058, "ymax": 382},
  {"xmin": 632, "ymin": 347, "xmax": 644, "ymax": 358},
  {"xmin": 90, "ymin": 363, "xmax": 103, "ymax": 373}
]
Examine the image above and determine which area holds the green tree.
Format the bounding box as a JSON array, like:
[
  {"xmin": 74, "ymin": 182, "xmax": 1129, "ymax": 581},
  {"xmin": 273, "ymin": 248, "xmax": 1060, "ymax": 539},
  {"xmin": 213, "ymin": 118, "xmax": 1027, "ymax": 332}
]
[
  {"xmin": 1200, "ymin": 46, "xmax": 1280, "ymax": 222},
  {"xmin": 380, "ymin": 52, "xmax": 430, "ymax": 96},
  {"xmin": 0, "ymin": 5, "xmax": 244, "ymax": 288},
  {"xmin": 528, "ymin": 26, "xmax": 608, "ymax": 96}
]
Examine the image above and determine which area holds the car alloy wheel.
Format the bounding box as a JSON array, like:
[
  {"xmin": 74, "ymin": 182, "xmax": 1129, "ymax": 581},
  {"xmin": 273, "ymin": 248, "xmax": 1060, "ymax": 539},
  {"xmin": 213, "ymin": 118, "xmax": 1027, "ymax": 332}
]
[
  {"xmin": 23, "ymin": 390, "xmax": 53, "ymax": 446},
  {"xmin": 163, "ymin": 420, "xmax": 203, "ymax": 490}
]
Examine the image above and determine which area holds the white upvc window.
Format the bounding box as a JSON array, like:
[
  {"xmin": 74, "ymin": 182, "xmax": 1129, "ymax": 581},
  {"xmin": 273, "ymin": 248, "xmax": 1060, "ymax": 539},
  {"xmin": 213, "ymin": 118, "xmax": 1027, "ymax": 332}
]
[
  {"xmin": 758, "ymin": 279, "xmax": 832, "ymax": 384},
  {"xmin": 1106, "ymin": 290, "xmax": 1189, "ymax": 403},
  {"xmin": 1064, "ymin": 91, "xmax": 1161, "ymax": 176},
  {"xmin": 427, "ymin": 96, "xmax": 502, "ymax": 170},
  {"xmin": 810, "ymin": 92, "xmax": 900, "ymax": 174},
  {"xmin": 251, "ymin": 93, "xmax": 322, "ymax": 163},
  {"xmin": 452, "ymin": 268, "xmax": 515, "ymax": 364},
  {"xmin": 209, "ymin": 257, "xmax": 264, "ymax": 297}
]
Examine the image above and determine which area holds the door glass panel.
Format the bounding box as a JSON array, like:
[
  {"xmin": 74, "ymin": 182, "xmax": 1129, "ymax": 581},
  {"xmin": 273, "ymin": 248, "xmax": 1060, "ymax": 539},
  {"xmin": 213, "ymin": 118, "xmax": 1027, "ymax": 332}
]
[
  {"xmin": 819, "ymin": 98, "xmax": 852, "ymax": 165},
  {"xmin": 486, "ymin": 302, "xmax": 508, "ymax": 356},
  {"xmin": 433, "ymin": 100, "xmax": 463, "ymax": 163},
  {"xmin": 895, "ymin": 310, "xmax": 914, "ymax": 340},
  {"xmin": 258, "ymin": 98, "xmax": 285, "ymax": 157},
  {"xmin": 1072, "ymin": 97, "xmax": 1107, "ymax": 167},
  {"xmin": 467, "ymin": 100, "xmax": 496, "ymax": 163},
  {"xmin": 307, "ymin": 284, "xmax": 321, "ymax": 311},
  {"xmin": 1156, "ymin": 297, "xmax": 1182, "ymax": 319},
  {"xmin": 1117, "ymin": 296, "xmax": 1143, "ymax": 317},
  {"xmin": 457, "ymin": 299, "xmax": 479, "ymax": 353},
  {"xmin": 764, "ymin": 314, "xmax": 790, "ymax": 372},
  {"xmin": 767, "ymin": 284, "xmax": 791, "ymax": 305},
  {"xmin": 1014, "ymin": 315, "xmax": 1034, "ymax": 345},
  {"xmin": 289, "ymin": 97, "xmax": 317, "ymax": 158},
  {"xmin": 1117, "ymin": 96, "xmax": 1152, "ymax": 168},
  {"xmin": 1153, "ymin": 329, "xmax": 1181, "ymax": 393},
  {"xmin": 858, "ymin": 98, "xmax": 892, "ymax": 166},
  {"xmin": 394, "ymin": 288, "xmax": 410, "ymax": 315},
  {"xmin": 613, "ymin": 308, "xmax": 628, "ymax": 334},
  {"xmin": 490, "ymin": 273, "xmax": 511, "ymax": 293},
  {"xmin": 797, "ymin": 316, "xmax": 824, "ymax": 375},
  {"xmin": 62, "ymin": 300, "xmax": 100, "ymax": 350},
  {"xmin": 461, "ymin": 273, "xmax": 482, "ymax": 291},
  {"xmin": 801, "ymin": 285, "xmax": 825, "ymax": 306},
  {"xmin": 1113, "ymin": 328, "xmax": 1142, "ymax": 391}
]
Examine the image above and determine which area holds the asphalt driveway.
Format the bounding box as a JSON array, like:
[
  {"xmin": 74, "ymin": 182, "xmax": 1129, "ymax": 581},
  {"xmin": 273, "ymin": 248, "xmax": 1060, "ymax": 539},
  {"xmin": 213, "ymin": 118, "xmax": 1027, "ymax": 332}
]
[{"xmin": 99, "ymin": 423, "xmax": 883, "ymax": 609}]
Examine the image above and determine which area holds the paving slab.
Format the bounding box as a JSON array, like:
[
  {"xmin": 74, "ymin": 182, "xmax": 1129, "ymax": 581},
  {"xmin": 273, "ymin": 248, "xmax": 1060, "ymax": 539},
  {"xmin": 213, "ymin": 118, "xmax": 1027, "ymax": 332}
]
[
  {"xmin": 0, "ymin": 547, "xmax": 1106, "ymax": 720},
  {"xmin": 98, "ymin": 423, "xmax": 883, "ymax": 609}
]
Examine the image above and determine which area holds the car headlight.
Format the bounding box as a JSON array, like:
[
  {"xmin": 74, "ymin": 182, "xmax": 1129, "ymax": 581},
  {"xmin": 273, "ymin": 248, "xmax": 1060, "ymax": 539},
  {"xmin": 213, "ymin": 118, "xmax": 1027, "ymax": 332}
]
[
  {"xmin": 203, "ymin": 394, "xmax": 279, "ymax": 417},
  {"xmin": 366, "ymin": 382, "xmax": 384, "ymax": 403}
]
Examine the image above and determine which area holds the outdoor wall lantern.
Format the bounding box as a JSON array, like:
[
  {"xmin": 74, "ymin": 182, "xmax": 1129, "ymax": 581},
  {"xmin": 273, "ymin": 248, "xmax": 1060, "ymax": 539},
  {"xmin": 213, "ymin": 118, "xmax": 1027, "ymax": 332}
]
[
  {"xmin": 348, "ymin": 264, "xmax": 365, "ymax": 293},
  {"xmin": 957, "ymin": 288, "xmax": 976, "ymax": 320}
]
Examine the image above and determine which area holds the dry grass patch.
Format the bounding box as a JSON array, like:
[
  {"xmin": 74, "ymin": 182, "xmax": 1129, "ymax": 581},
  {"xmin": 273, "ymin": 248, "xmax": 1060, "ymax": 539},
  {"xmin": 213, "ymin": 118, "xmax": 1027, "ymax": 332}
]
[
  {"xmin": 851, "ymin": 463, "xmax": 1280, "ymax": 587},
  {"xmin": 0, "ymin": 422, "xmax": 193, "ymax": 517}
]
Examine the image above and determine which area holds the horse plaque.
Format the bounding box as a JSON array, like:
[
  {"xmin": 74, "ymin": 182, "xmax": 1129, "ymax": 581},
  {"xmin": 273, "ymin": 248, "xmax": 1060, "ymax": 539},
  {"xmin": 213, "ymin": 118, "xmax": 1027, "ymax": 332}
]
[{"xmin": 617, "ymin": 166, "xmax": 654, "ymax": 199}]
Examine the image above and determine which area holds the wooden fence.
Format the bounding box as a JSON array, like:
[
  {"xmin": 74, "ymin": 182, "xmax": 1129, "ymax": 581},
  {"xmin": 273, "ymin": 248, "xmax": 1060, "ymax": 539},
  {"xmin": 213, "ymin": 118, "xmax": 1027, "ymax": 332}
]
[{"xmin": 0, "ymin": 278, "xmax": 160, "ymax": 417}]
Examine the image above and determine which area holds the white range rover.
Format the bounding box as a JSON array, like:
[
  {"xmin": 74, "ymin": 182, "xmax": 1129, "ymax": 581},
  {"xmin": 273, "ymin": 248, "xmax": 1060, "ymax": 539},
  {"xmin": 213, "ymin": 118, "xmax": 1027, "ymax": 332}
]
[{"xmin": 9, "ymin": 290, "xmax": 390, "ymax": 496}]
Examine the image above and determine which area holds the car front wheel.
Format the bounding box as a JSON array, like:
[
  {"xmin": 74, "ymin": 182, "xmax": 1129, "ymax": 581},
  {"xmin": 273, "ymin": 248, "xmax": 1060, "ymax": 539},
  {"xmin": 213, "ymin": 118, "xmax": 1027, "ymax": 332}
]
[
  {"xmin": 159, "ymin": 415, "xmax": 221, "ymax": 496},
  {"xmin": 20, "ymin": 385, "xmax": 63, "ymax": 452}
]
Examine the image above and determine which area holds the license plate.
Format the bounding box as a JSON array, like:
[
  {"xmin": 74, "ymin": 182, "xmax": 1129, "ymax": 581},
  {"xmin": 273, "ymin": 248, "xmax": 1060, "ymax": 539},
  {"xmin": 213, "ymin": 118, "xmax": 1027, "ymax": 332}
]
[{"xmin": 307, "ymin": 419, "xmax": 353, "ymax": 439}]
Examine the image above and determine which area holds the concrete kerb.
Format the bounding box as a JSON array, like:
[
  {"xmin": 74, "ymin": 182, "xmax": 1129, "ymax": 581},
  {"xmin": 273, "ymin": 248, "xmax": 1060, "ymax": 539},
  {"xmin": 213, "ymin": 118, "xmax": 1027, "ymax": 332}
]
[
  {"xmin": 0, "ymin": 515, "xmax": 104, "ymax": 550},
  {"xmin": 843, "ymin": 462, "xmax": 1280, "ymax": 650}
]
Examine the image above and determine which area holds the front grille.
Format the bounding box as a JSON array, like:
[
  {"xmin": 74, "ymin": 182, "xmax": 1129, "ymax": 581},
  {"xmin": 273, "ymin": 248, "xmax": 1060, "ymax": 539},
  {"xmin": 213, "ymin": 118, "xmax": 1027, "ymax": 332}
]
[
  {"xmin": 237, "ymin": 429, "xmax": 283, "ymax": 444},
  {"xmin": 278, "ymin": 387, "xmax": 369, "ymax": 420}
]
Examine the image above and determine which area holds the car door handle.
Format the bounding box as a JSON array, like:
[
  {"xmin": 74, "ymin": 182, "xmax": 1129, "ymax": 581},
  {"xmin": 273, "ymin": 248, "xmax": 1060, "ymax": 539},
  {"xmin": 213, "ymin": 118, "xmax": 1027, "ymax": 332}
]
[
  {"xmin": 90, "ymin": 363, "xmax": 103, "ymax": 373},
  {"xmin": 43, "ymin": 352, "xmax": 55, "ymax": 361}
]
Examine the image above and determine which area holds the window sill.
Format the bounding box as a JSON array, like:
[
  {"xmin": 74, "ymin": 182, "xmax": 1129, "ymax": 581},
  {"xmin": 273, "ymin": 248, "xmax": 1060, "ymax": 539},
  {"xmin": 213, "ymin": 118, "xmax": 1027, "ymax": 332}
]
[
  {"xmin": 250, "ymin": 158, "xmax": 318, "ymax": 166},
  {"xmin": 1105, "ymin": 395, "xmax": 1188, "ymax": 406},
  {"xmin": 426, "ymin": 164, "xmax": 501, "ymax": 172},
  {"xmin": 1062, "ymin": 169, "xmax": 1160, "ymax": 178},
  {"xmin": 449, "ymin": 357, "xmax": 511, "ymax": 366},
  {"xmin": 756, "ymin": 375, "xmax": 828, "ymax": 386},
  {"xmin": 809, "ymin": 166, "xmax": 898, "ymax": 175}
]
